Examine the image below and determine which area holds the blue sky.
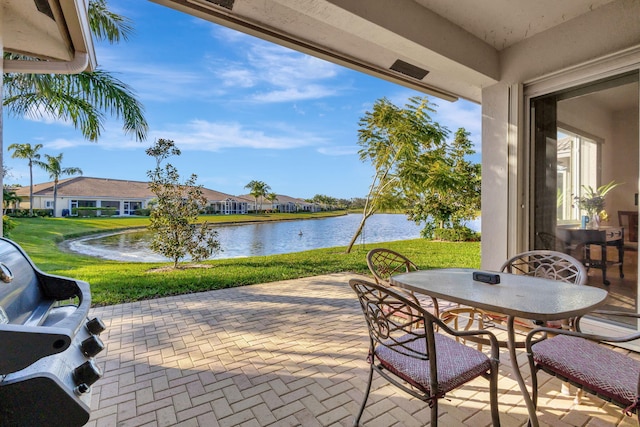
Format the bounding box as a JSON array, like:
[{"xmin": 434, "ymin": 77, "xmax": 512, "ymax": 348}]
[{"xmin": 3, "ymin": 0, "xmax": 481, "ymax": 200}]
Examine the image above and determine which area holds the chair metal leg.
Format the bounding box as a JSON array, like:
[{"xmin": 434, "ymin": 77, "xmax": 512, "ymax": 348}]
[
  {"xmin": 528, "ymin": 360, "xmax": 539, "ymax": 421},
  {"xmin": 430, "ymin": 399, "xmax": 439, "ymax": 426},
  {"xmin": 354, "ymin": 365, "xmax": 374, "ymax": 426},
  {"xmin": 489, "ymin": 361, "xmax": 500, "ymax": 426}
]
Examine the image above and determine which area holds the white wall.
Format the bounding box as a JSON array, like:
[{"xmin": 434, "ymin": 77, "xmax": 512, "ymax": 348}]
[
  {"xmin": 610, "ymin": 108, "xmax": 640, "ymax": 213},
  {"xmin": 480, "ymin": 0, "xmax": 640, "ymax": 268}
]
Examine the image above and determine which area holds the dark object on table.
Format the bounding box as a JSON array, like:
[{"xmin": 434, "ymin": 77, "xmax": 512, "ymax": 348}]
[{"xmin": 472, "ymin": 271, "xmax": 500, "ymax": 284}]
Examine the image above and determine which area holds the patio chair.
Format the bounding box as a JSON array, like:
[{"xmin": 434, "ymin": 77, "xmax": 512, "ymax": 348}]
[
  {"xmin": 526, "ymin": 311, "xmax": 640, "ymax": 421},
  {"xmin": 496, "ymin": 250, "xmax": 588, "ymax": 330},
  {"xmin": 349, "ymin": 278, "xmax": 501, "ymax": 427},
  {"xmin": 367, "ymin": 248, "xmax": 489, "ymax": 349},
  {"xmin": 366, "ymin": 248, "xmax": 440, "ymax": 316}
]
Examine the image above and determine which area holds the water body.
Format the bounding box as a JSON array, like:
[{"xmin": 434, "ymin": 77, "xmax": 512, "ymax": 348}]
[{"xmin": 64, "ymin": 214, "xmax": 480, "ymax": 262}]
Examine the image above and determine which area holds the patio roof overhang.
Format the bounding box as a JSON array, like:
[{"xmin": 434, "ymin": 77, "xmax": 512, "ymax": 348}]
[
  {"xmin": 2, "ymin": 0, "xmax": 96, "ymax": 73},
  {"xmin": 149, "ymin": 0, "xmax": 619, "ymax": 103}
]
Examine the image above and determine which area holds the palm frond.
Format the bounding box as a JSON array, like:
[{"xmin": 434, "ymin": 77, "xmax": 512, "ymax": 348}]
[
  {"xmin": 4, "ymin": 69, "xmax": 147, "ymax": 141},
  {"xmin": 89, "ymin": 0, "xmax": 134, "ymax": 43}
]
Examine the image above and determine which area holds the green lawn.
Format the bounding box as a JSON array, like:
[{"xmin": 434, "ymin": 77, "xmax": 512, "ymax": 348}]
[{"xmin": 7, "ymin": 214, "xmax": 480, "ymax": 306}]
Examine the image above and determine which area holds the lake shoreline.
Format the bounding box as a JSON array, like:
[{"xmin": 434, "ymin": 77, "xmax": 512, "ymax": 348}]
[{"xmin": 61, "ymin": 213, "xmax": 427, "ymax": 262}]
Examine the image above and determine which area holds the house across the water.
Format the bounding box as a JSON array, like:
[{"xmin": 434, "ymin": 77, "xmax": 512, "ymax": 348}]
[
  {"xmin": 237, "ymin": 193, "xmax": 322, "ymax": 213},
  {"xmin": 11, "ymin": 176, "xmax": 322, "ymax": 217}
]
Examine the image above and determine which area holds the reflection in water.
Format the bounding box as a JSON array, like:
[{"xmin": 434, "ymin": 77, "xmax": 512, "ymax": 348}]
[{"xmin": 64, "ymin": 213, "xmax": 480, "ymax": 262}]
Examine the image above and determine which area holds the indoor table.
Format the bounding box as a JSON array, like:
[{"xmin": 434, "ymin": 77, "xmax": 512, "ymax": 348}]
[{"xmin": 390, "ymin": 267, "xmax": 609, "ymax": 427}]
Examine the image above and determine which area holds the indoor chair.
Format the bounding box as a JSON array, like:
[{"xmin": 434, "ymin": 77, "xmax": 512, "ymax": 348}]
[{"xmin": 618, "ymin": 210, "xmax": 639, "ymax": 252}]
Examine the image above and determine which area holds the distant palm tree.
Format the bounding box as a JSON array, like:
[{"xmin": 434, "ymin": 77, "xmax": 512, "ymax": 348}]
[
  {"xmin": 244, "ymin": 180, "xmax": 271, "ymax": 213},
  {"xmin": 7, "ymin": 143, "xmax": 42, "ymax": 216},
  {"xmin": 34, "ymin": 154, "xmax": 82, "ymax": 217},
  {"xmin": 266, "ymin": 192, "xmax": 278, "ymax": 212},
  {"xmin": 3, "ymin": 0, "xmax": 147, "ymax": 142}
]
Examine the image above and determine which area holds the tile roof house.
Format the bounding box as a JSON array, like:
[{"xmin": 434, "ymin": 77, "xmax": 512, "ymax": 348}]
[
  {"xmin": 238, "ymin": 193, "xmax": 321, "ymax": 213},
  {"xmin": 13, "ymin": 176, "xmax": 249, "ymax": 217}
]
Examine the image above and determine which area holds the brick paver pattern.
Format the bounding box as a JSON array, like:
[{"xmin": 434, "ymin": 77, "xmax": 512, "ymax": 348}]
[{"xmin": 86, "ymin": 273, "xmax": 638, "ymax": 426}]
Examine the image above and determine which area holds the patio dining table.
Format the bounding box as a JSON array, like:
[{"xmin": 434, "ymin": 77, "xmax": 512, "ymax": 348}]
[{"xmin": 390, "ymin": 267, "xmax": 609, "ymax": 427}]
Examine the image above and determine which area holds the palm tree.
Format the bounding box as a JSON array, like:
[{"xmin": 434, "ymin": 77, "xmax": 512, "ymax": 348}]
[
  {"xmin": 7, "ymin": 143, "xmax": 42, "ymax": 216},
  {"xmin": 3, "ymin": 0, "xmax": 148, "ymax": 142},
  {"xmin": 266, "ymin": 192, "xmax": 278, "ymax": 212},
  {"xmin": 34, "ymin": 154, "xmax": 82, "ymax": 217},
  {"xmin": 244, "ymin": 180, "xmax": 271, "ymax": 213}
]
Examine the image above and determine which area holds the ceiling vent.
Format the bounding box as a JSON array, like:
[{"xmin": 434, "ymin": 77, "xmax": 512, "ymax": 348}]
[
  {"xmin": 189, "ymin": 0, "xmax": 235, "ymax": 11},
  {"xmin": 34, "ymin": 0, "xmax": 55, "ymax": 20},
  {"xmin": 390, "ymin": 59, "xmax": 429, "ymax": 80}
]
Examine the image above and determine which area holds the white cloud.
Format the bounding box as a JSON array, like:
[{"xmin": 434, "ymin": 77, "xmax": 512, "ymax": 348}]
[
  {"xmin": 96, "ymin": 49, "xmax": 222, "ymax": 102},
  {"xmin": 22, "ymin": 105, "xmax": 72, "ymax": 127},
  {"xmin": 317, "ymin": 146, "xmax": 359, "ymax": 156},
  {"xmin": 148, "ymin": 119, "xmax": 327, "ymax": 151},
  {"xmin": 217, "ymin": 68, "xmax": 256, "ymax": 88},
  {"xmin": 212, "ymin": 26, "xmax": 254, "ymax": 44},
  {"xmin": 95, "ymin": 27, "xmax": 344, "ymax": 105},
  {"xmin": 41, "ymin": 123, "xmax": 144, "ymax": 151},
  {"xmin": 45, "ymin": 138, "xmax": 85, "ymax": 150},
  {"xmin": 434, "ymin": 99, "xmax": 481, "ymax": 137},
  {"xmin": 252, "ymin": 86, "xmax": 336, "ymax": 103},
  {"xmin": 210, "ymin": 38, "xmax": 342, "ymax": 103}
]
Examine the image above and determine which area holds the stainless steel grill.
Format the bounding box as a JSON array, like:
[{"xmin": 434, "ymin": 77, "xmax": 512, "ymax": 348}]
[{"xmin": 0, "ymin": 238, "xmax": 105, "ymax": 426}]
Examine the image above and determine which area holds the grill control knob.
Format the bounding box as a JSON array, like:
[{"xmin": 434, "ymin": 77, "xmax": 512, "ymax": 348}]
[
  {"xmin": 86, "ymin": 317, "xmax": 106, "ymax": 335},
  {"xmin": 81, "ymin": 335, "xmax": 105, "ymax": 357},
  {"xmin": 73, "ymin": 359, "xmax": 102, "ymax": 387}
]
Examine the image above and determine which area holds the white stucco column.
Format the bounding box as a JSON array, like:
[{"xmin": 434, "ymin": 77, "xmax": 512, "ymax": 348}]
[{"xmin": 480, "ymin": 83, "xmax": 512, "ymax": 270}]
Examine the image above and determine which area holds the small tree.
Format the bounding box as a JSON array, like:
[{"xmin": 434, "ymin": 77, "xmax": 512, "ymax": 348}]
[
  {"xmin": 404, "ymin": 128, "xmax": 481, "ymax": 238},
  {"xmin": 146, "ymin": 138, "xmax": 220, "ymax": 268},
  {"xmin": 345, "ymin": 96, "xmax": 447, "ymax": 253}
]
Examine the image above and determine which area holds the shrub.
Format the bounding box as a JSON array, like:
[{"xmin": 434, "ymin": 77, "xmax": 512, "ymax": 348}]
[
  {"xmin": 6, "ymin": 209, "xmax": 53, "ymax": 217},
  {"xmin": 134, "ymin": 208, "xmax": 151, "ymax": 216},
  {"xmin": 2, "ymin": 215, "xmax": 15, "ymax": 237},
  {"xmin": 432, "ymin": 226, "xmax": 480, "ymax": 242},
  {"xmin": 72, "ymin": 207, "xmax": 117, "ymax": 217}
]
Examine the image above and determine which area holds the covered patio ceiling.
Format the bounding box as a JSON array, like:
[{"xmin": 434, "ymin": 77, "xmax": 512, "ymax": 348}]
[
  {"xmin": 150, "ymin": 0, "xmax": 618, "ymax": 103},
  {"xmin": 2, "ymin": 0, "xmax": 96, "ymax": 73}
]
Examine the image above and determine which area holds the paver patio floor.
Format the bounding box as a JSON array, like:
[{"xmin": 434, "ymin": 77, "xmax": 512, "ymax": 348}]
[{"xmin": 87, "ymin": 273, "xmax": 637, "ymax": 426}]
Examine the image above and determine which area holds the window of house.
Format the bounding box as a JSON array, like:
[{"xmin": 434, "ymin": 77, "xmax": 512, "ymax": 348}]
[{"xmin": 556, "ymin": 129, "xmax": 600, "ymax": 223}]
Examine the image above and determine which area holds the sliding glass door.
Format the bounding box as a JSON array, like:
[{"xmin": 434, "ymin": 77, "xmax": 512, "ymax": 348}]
[{"xmin": 530, "ymin": 71, "xmax": 639, "ymax": 327}]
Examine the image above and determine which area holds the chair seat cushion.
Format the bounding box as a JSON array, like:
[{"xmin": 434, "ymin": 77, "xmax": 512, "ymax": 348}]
[
  {"xmin": 376, "ymin": 332, "xmax": 491, "ymax": 395},
  {"xmin": 532, "ymin": 334, "xmax": 640, "ymax": 406}
]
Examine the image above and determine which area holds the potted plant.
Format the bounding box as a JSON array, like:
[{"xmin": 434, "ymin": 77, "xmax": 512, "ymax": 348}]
[{"xmin": 574, "ymin": 180, "xmax": 621, "ymax": 228}]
